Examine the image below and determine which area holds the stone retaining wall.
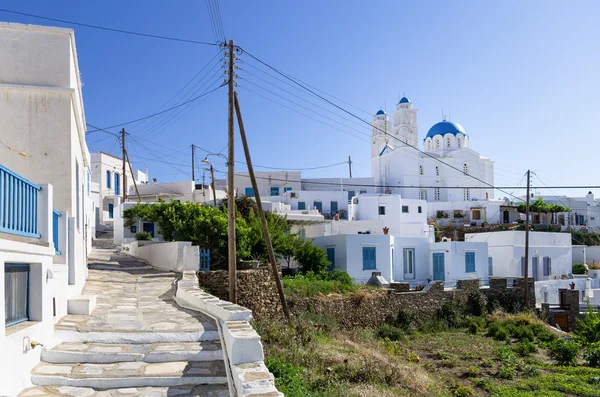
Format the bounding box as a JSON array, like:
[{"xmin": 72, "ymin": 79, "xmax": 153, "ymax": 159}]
[
  {"xmin": 198, "ymin": 268, "xmax": 535, "ymax": 327},
  {"xmin": 197, "ymin": 267, "xmax": 283, "ymax": 319}
]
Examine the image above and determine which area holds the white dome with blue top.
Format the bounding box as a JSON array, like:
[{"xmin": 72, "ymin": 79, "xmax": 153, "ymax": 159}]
[
  {"xmin": 425, "ymin": 121, "xmax": 466, "ymax": 140},
  {"xmin": 375, "ymin": 109, "xmax": 386, "ymax": 115},
  {"xmin": 399, "ymin": 96, "xmax": 410, "ymax": 104}
]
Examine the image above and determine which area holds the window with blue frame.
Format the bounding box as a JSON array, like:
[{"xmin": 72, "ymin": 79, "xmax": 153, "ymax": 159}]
[
  {"xmin": 465, "ymin": 251, "xmax": 476, "ymax": 272},
  {"xmin": 362, "ymin": 247, "xmax": 376, "ymax": 270},
  {"xmin": 5, "ymin": 264, "xmax": 30, "ymax": 327},
  {"xmin": 108, "ymin": 203, "xmax": 114, "ymax": 219},
  {"xmin": 106, "ymin": 170, "xmax": 111, "ymax": 188},
  {"xmin": 298, "ymin": 201, "xmax": 306, "ymax": 210},
  {"xmin": 114, "ymin": 173, "xmax": 120, "ymax": 195},
  {"xmin": 270, "ymin": 186, "xmax": 280, "ymax": 196},
  {"xmin": 284, "ymin": 187, "xmax": 292, "ymax": 193},
  {"xmin": 326, "ymin": 247, "xmax": 335, "ymax": 271},
  {"xmin": 245, "ymin": 187, "xmax": 254, "ymax": 197}
]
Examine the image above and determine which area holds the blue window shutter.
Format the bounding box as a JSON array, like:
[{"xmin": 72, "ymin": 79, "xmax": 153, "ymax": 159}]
[
  {"xmin": 106, "ymin": 171, "xmax": 111, "ymax": 188},
  {"xmin": 245, "ymin": 187, "xmax": 254, "ymax": 197},
  {"xmin": 114, "ymin": 173, "xmax": 120, "ymax": 195},
  {"xmin": 363, "ymin": 247, "xmax": 376, "ymax": 270},
  {"xmin": 284, "ymin": 187, "xmax": 292, "ymax": 193},
  {"xmin": 298, "ymin": 201, "xmax": 306, "ymax": 210},
  {"xmin": 465, "ymin": 252, "xmax": 475, "ymax": 272}
]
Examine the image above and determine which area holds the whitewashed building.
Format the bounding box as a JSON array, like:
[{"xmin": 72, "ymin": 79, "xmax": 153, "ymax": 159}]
[
  {"xmin": 524, "ymin": 192, "xmax": 600, "ymax": 230},
  {"xmin": 465, "ymin": 231, "xmax": 572, "ymax": 280},
  {"xmin": 126, "ymin": 180, "xmax": 225, "ymax": 205},
  {"xmin": 0, "ymin": 22, "xmax": 93, "ymax": 395},
  {"xmin": 370, "ymin": 97, "xmax": 494, "ymax": 201},
  {"xmin": 90, "ymin": 152, "xmax": 147, "ymax": 226}
]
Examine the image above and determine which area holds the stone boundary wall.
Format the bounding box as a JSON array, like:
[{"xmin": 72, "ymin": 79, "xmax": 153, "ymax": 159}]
[
  {"xmin": 197, "ymin": 268, "xmax": 535, "ymax": 328},
  {"xmin": 197, "ymin": 267, "xmax": 283, "ymax": 319}
]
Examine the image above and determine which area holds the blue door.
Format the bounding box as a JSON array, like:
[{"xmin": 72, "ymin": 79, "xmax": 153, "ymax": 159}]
[
  {"xmin": 143, "ymin": 222, "xmax": 155, "ymax": 238},
  {"xmin": 433, "ymin": 253, "xmax": 445, "ymax": 281},
  {"xmin": 314, "ymin": 201, "xmax": 323, "ymax": 213},
  {"xmin": 326, "ymin": 247, "xmax": 335, "ymax": 271},
  {"xmin": 108, "ymin": 203, "xmax": 114, "ymax": 219},
  {"xmin": 298, "ymin": 202, "xmax": 306, "ymax": 210},
  {"xmin": 330, "ymin": 201, "xmax": 338, "ymax": 216}
]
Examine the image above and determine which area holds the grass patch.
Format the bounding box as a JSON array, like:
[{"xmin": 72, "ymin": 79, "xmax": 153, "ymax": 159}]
[{"xmin": 282, "ymin": 270, "xmax": 359, "ymax": 297}]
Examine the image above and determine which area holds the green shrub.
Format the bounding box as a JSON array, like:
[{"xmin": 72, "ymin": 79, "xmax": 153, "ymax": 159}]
[
  {"xmin": 488, "ymin": 324, "xmax": 510, "ymax": 341},
  {"xmin": 465, "ymin": 365, "xmax": 480, "ymax": 377},
  {"xmin": 449, "ymin": 381, "xmax": 474, "ymax": 397},
  {"xmin": 496, "ymin": 364, "xmax": 517, "ymax": 379},
  {"xmin": 512, "ymin": 325, "xmax": 535, "ymax": 342},
  {"xmin": 573, "ymin": 263, "xmax": 586, "ymax": 275},
  {"xmin": 135, "ymin": 231, "xmax": 152, "ymax": 241},
  {"xmin": 294, "ymin": 240, "xmax": 331, "ymax": 273},
  {"xmin": 575, "ymin": 306, "xmax": 600, "ymax": 347},
  {"xmin": 547, "ymin": 339, "xmax": 580, "ymax": 366},
  {"xmin": 467, "ymin": 317, "xmax": 485, "ymax": 334},
  {"xmin": 466, "ymin": 291, "xmax": 488, "ymax": 316},
  {"xmin": 584, "ymin": 343, "xmax": 600, "ymax": 367},
  {"xmin": 515, "ymin": 340, "xmax": 538, "ymax": 356},
  {"xmin": 436, "ymin": 302, "xmax": 464, "ymax": 328},
  {"xmin": 377, "ymin": 323, "xmax": 405, "ymax": 341},
  {"xmin": 395, "ymin": 309, "xmax": 415, "ymax": 330},
  {"xmin": 264, "ymin": 357, "xmax": 310, "ymax": 396},
  {"xmin": 282, "ymin": 271, "xmax": 358, "ymax": 297}
]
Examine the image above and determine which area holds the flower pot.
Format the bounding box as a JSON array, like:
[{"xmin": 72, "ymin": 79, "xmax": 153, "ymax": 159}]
[{"xmin": 383, "ymin": 227, "xmax": 389, "ymax": 235}]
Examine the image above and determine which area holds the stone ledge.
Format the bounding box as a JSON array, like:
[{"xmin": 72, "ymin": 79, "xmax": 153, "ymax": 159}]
[{"xmin": 174, "ymin": 271, "xmax": 281, "ymax": 397}]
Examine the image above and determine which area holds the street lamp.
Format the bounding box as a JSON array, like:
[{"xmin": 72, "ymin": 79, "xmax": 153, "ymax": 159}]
[{"xmin": 201, "ymin": 153, "xmax": 227, "ymax": 207}]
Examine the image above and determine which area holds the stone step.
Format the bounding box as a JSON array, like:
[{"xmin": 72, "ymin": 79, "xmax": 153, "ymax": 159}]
[
  {"xmin": 53, "ymin": 329, "xmax": 220, "ymax": 344},
  {"xmin": 42, "ymin": 341, "xmax": 223, "ymax": 364},
  {"xmin": 19, "ymin": 384, "xmax": 229, "ymax": 396},
  {"xmin": 31, "ymin": 361, "xmax": 227, "ymax": 389}
]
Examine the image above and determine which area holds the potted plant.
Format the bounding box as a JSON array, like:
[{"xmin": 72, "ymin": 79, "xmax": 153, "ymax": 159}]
[
  {"xmin": 589, "ymin": 264, "xmax": 600, "ymax": 279},
  {"xmin": 383, "ymin": 227, "xmax": 389, "ymax": 235}
]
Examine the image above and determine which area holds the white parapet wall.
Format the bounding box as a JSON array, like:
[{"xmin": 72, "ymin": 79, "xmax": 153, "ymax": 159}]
[
  {"xmin": 175, "ymin": 271, "xmax": 282, "ymax": 397},
  {"xmin": 127, "ymin": 241, "xmax": 200, "ymax": 273}
]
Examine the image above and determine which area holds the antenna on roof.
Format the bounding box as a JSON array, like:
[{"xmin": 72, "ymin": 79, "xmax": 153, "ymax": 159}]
[{"xmin": 384, "ymin": 100, "xmax": 387, "ymax": 113}]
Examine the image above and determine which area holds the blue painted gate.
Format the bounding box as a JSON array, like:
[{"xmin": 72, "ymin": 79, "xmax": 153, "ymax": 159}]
[
  {"xmin": 433, "ymin": 253, "xmax": 445, "ymax": 281},
  {"xmin": 199, "ymin": 249, "xmax": 211, "ymax": 271}
]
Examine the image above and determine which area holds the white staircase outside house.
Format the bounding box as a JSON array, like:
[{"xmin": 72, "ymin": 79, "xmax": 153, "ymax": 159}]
[{"xmin": 19, "ymin": 249, "xmax": 281, "ymax": 396}]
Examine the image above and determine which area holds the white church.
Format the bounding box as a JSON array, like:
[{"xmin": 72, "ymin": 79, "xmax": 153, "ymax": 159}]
[{"xmin": 370, "ymin": 96, "xmax": 495, "ymax": 202}]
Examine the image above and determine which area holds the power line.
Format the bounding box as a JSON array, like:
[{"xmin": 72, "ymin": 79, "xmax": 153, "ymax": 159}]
[
  {"xmin": 0, "ymin": 8, "xmax": 218, "ymax": 46},
  {"xmin": 86, "ymin": 83, "xmax": 226, "ymax": 133},
  {"xmin": 238, "ymin": 47, "xmax": 521, "ymax": 202}
]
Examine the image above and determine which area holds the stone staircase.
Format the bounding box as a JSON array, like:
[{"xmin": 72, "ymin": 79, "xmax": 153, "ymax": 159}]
[{"xmin": 19, "ymin": 250, "xmax": 230, "ymax": 397}]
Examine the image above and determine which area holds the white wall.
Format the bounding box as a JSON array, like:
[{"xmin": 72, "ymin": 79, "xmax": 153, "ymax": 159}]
[
  {"xmin": 429, "ymin": 241, "xmax": 489, "ymax": 283},
  {"xmin": 392, "ymin": 236, "xmax": 431, "ymax": 283},
  {"xmin": 535, "ymin": 278, "xmax": 600, "ymax": 307},
  {"xmin": 113, "ymin": 201, "xmax": 162, "ymax": 245},
  {"xmin": 585, "ymin": 246, "xmax": 600, "ymax": 265},
  {"xmin": 313, "ymin": 234, "xmax": 394, "ymax": 284},
  {"xmin": 427, "ymin": 200, "xmax": 505, "ymax": 225},
  {"xmin": 466, "ymin": 231, "xmax": 572, "ymax": 280},
  {"xmin": 235, "ymin": 171, "xmax": 302, "ymax": 198},
  {"xmin": 128, "ymin": 241, "xmax": 199, "ymax": 273}
]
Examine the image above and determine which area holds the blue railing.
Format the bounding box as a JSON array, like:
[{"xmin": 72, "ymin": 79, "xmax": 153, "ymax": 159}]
[
  {"xmin": 0, "ymin": 164, "xmax": 41, "ymax": 238},
  {"xmin": 53, "ymin": 209, "xmax": 61, "ymax": 255}
]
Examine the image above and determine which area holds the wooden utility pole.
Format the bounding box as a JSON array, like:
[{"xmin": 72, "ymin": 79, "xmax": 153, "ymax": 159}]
[
  {"xmin": 524, "ymin": 169, "xmax": 531, "ymax": 309},
  {"xmin": 234, "ymin": 91, "xmax": 290, "ymax": 321},
  {"xmin": 121, "ymin": 128, "xmax": 127, "ymax": 202},
  {"xmin": 125, "ymin": 151, "xmax": 141, "ymax": 202},
  {"xmin": 210, "ymin": 165, "xmax": 217, "ymax": 208},
  {"xmin": 348, "ymin": 156, "xmax": 352, "ymax": 178},
  {"xmin": 226, "ymin": 40, "xmax": 237, "ymax": 304},
  {"xmin": 191, "ymin": 144, "xmax": 196, "ymax": 182}
]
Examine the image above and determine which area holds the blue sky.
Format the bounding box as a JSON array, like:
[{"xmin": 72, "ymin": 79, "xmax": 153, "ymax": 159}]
[{"xmin": 3, "ymin": 1, "xmax": 599, "ymax": 198}]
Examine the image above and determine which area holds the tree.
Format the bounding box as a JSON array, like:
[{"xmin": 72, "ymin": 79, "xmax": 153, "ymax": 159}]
[
  {"xmin": 278, "ymin": 233, "xmax": 303, "ymax": 268},
  {"xmin": 294, "ymin": 239, "xmax": 330, "ymax": 273},
  {"xmin": 516, "ymin": 198, "xmax": 570, "ymax": 214}
]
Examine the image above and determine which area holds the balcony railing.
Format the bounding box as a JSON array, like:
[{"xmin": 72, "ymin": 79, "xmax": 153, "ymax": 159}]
[{"xmin": 0, "ymin": 164, "xmax": 41, "ymax": 238}]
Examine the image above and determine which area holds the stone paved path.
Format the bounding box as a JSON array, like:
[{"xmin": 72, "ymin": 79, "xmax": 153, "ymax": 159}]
[{"xmin": 19, "ymin": 249, "xmax": 229, "ymax": 397}]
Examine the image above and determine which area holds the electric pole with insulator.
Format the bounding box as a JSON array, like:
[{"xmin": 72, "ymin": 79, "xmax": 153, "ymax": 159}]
[
  {"xmin": 524, "ymin": 169, "xmax": 531, "ymax": 309},
  {"xmin": 226, "ymin": 40, "xmax": 237, "ymax": 304},
  {"xmin": 121, "ymin": 128, "xmax": 127, "ymax": 202}
]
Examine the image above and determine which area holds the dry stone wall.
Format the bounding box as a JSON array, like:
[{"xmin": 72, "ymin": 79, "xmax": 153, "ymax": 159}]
[{"xmin": 197, "ymin": 269, "xmax": 535, "ymax": 327}]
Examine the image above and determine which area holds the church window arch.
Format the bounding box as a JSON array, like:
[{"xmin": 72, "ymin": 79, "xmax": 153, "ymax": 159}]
[
  {"xmin": 457, "ymin": 136, "xmax": 462, "ymax": 147},
  {"xmin": 447, "ymin": 137, "xmax": 451, "ymax": 148},
  {"xmin": 436, "ymin": 139, "xmax": 440, "ymax": 149},
  {"xmin": 419, "ymin": 165, "xmax": 423, "ymax": 176},
  {"xmin": 436, "ymin": 166, "xmax": 440, "ymax": 176},
  {"xmin": 463, "ymin": 163, "xmax": 468, "ymax": 175}
]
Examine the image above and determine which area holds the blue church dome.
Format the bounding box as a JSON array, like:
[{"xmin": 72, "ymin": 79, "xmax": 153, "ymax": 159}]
[
  {"xmin": 399, "ymin": 97, "xmax": 410, "ymax": 104},
  {"xmin": 375, "ymin": 109, "xmax": 386, "ymax": 115},
  {"xmin": 425, "ymin": 121, "xmax": 466, "ymax": 140}
]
